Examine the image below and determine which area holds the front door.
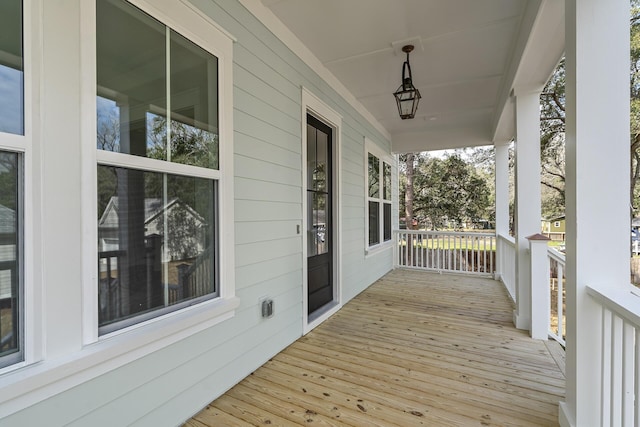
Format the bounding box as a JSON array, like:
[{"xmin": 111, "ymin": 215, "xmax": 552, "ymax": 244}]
[{"xmin": 306, "ymin": 114, "xmax": 333, "ymax": 315}]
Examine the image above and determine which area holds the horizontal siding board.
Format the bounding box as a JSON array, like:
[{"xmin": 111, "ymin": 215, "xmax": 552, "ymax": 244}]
[
  {"xmin": 235, "ymin": 110, "xmax": 300, "ymax": 154},
  {"xmin": 235, "ymin": 87, "xmax": 301, "ymax": 137},
  {"xmin": 236, "ymin": 253, "xmax": 301, "ymax": 290},
  {"xmin": 236, "ymin": 270, "xmax": 301, "ymax": 312},
  {"xmin": 235, "ymin": 220, "xmax": 299, "ymax": 245},
  {"xmin": 234, "ymin": 62, "xmax": 300, "ymax": 120},
  {"xmin": 234, "ymin": 155, "xmax": 301, "ymax": 187},
  {"xmin": 235, "ymin": 133, "xmax": 301, "ymax": 170},
  {"xmin": 235, "ymin": 236, "xmax": 301, "ymax": 267},
  {"xmin": 235, "ymin": 200, "xmax": 300, "ymax": 222},
  {"xmin": 235, "ymin": 177, "xmax": 301, "ymax": 205}
]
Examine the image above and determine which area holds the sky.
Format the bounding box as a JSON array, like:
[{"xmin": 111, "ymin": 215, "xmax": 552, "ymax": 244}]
[{"xmin": 0, "ymin": 65, "xmax": 23, "ymax": 136}]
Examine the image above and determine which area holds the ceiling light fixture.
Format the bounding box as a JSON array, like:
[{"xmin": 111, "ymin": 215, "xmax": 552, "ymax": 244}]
[{"xmin": 393, "ymin": 45, "xmax": 421, "ymax": 120}]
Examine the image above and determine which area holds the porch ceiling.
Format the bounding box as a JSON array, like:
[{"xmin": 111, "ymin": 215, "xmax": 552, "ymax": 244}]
[{"xmin": 251, "ymin": 0, "xmax": 565, "ymax": 153}]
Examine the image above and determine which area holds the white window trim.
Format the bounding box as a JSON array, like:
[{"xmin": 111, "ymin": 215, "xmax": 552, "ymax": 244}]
[
  {"xmin": 68, "ymin": 0, "xmax": 237, "ymax": 368},
  {"xmin": 364, "ymin": 137, "xmax": 394, "ymax": 256},
  {"xmin": 301, "ymin": 87, "xmax": 342, "ymax": 335},
  {"xmin": 0, "ymin": 0, "xmax": 42, "ymax": 372}
]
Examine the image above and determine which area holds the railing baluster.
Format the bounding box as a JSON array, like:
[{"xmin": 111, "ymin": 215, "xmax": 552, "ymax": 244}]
[
  {"xmin": 622, "ymin": 320, "xmax": 635, "ymax": 426},
  {"xmin": 601, "ymin": 307, "xmax": 611, "ymax": 426},
  {"xmin": 558, "ymin": 262, "xmax": 564, "ymax": 341}
]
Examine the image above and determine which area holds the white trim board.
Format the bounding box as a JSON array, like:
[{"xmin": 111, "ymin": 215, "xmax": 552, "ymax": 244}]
[{"xmin": 301, "ymin": 87, "xmax": 343, "ymax": 335}]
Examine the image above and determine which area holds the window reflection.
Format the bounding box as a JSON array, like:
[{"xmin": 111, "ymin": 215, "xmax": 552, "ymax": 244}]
[
  {"xmin": 0, "ymin": 0, "xmax": 24, "ymax": 135},
  {"xmin": 0, "ymin": 152, "xmax": 20, "ymax": 362},
  {"xmin": 368, "ymin": 153, "xmax": 379, "ymax": 198},
  {"xmin": 96, "ymin": 0, "xmax": 218, "ymax": 169},
  {"xmin": 97, "ymin": 165, "xmax": 217, "ymax": 328}
]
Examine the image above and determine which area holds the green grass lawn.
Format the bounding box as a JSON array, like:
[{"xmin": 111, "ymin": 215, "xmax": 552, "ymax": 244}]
[{"xmin": 399, "ymin": 237, "xmax": 496, "ymax": 251}]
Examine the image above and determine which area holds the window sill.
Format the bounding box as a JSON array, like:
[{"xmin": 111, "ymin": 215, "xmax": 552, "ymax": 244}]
[
  {"xmin": 0, "ymin": 296, "xmax": 239, "ymax": 418},
  {"xmin": 365, "ymin": 240, "xmax": 393, "ymax": 258}
]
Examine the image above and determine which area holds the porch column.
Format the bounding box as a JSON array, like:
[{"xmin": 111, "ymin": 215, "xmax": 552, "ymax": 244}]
[
  {"xmin": 513, "ymin": 88, "xmax": 542, "ymax": 331},
  {"xmin": 561, "ymin": 0, "xmax": 630, "ymax": 425},
  {"xmin": 494, "ymin": 142, "xmax": 510, "ymax": 280}
]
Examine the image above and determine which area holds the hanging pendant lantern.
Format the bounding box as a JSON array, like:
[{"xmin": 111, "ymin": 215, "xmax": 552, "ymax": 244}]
[{"xmin": 393, "ymin": 45, "xmax": 421, "ymax": 120}]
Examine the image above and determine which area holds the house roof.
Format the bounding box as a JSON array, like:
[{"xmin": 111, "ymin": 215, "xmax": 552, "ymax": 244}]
[
  {"xmin": 98, "ymin": 197, "xmax": 203, "ymax": 228},
  {"xmin": 543, "ymin": 214, "xmax": 566, "ymax": 222}
]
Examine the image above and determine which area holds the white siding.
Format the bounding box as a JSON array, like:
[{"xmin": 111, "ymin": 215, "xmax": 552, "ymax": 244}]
[{"xmin": 0, "ymin": 0, "xmax": 395, "ymax": 425}]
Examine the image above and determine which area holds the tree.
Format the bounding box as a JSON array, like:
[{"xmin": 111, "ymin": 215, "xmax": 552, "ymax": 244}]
[
  {"xmin": 631, "ymin": 0, "xmax": 640, "ymax": 214},
  {"xmin": 539, "ymin": 58, "xmax": 566, "ymax": 218},
  {"xmin": 410, "ymin": 154, "xmax": 491, "ymax": 230}
]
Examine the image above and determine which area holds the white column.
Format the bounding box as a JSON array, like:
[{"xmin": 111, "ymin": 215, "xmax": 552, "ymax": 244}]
[
  {"xmin": 494, "ymin": 142, "xmax": 510, "ymax": 280},
  {"xmin": 561, "ymin": 0, "xmax": 630, "ymax": 425},
  {"xmin": 513, "ymin": 88, "xmax": 542, "ymax": 331}
]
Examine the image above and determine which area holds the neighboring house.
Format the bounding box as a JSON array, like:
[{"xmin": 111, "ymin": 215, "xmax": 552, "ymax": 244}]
[
  {"xmin": 0, "ymin": 204, "xmax": 15, "ymax": 301},
  {"xmin": 542, "ymin": 214, "xmax": 566, "ymax": 241},
  {"xmin": 98, "ymin": 197, "xmax": 206, "ymax": 262}
]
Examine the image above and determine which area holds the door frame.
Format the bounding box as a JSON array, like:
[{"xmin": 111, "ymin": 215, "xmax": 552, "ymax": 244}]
[{"xmin": 301, "ymin": 87, "xmax": 342, "ymax": 335}]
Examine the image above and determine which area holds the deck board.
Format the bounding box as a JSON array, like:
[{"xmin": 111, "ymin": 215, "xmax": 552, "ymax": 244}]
[{"xmin": 188, "ymin": 269, "xmax": 565, "ymax": 426}]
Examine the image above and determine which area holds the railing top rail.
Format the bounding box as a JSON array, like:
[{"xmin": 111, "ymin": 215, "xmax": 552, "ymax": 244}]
[
  {"xmin": 547, "ymin": 247, "xmax": 566, "ymax": 264},
  {"xmin": 496, "ymin": 233, "xmax": 516, "ymax": 246},
  {"xmin": 587, "ymin": 284, "xmax": 640, "ymax": 328},
  {"xmin": 394, "ymin": 230, "xmax": 496, "ymax": 238}
]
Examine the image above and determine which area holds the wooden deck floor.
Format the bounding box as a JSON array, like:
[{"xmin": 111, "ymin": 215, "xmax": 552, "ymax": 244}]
[{"xmin": 186, "ymin": 270, "xmax": 566, "ymax": 426}]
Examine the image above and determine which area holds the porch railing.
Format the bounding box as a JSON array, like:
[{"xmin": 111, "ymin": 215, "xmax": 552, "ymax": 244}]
[
  {"xmin": 586, "ymin": 285, "xmax": 640, "ymax": 426},
  {"xmin": 395, "ymin": 230, "xmax": 495, "ymax": 276},
  {"xmin": 548, "ymin": 247, "xmax": 566, "ymax": 346},
  {"xmin": 496, "ymin": 233, "xmax": 516, "ymax": 302}
]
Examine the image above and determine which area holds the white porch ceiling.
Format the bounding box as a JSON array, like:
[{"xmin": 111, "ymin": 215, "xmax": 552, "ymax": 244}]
[{"xmin": 254, "ymin": 0, "xmax": 565, "ymax": 153}]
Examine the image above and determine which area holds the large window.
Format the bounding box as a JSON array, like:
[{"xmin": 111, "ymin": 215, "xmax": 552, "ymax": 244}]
[
  {"xmin": 96, "ymin": 0, "xmax": 221, "ymax": 333},
  {"xmin": 367, "ymin": 142, "xmax": 393, "ymax": 248},
  {"xmin": 0, "ymin": 0, "xmax": 23, "ymax": 368}
]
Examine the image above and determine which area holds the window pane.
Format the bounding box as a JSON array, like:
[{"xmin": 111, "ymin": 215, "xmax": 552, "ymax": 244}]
[
  {"xmin": 97, "ymin": 0, "xmax": 166, "ymax": 156},
  {"xmin": 0, "ymin": 0, "xmax": 24, "ymax": 135},
  {"xmin": 368, "ymin": 153, "xmax": 379, "ymax": 198},
  {"xmin": 96, "ymin": 0, "xmax": 220, "ymax": 171},
  {"xmin": 383, "ymin": 202, "xmax": 391, "ymax": 241},
  {"xmin": 97, "ymin": 165, "xmax": 218, "ymax": 332},
  {"xmin": 0, "ymin": 152, "xmax": 20, "ymax": 365},
  {"xmin": 368, "ymin": 201, "xmax": 379, "ymax": 246},
  {"xmin": 383, "ymin": 162, "xmax": 391, "ymax": 201},
  {"xmin": 169, "ymin": 30, "xmax": 218, "ymax": 169}
]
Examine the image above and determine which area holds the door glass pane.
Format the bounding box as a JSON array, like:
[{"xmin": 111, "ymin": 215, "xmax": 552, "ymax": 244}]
[
  {"xmin": 169, "ymin": 30, "xmax": 218, "ymax": 169},
  {"xmin": 0, "ymin": 151, "xmax": 20, "ymax": 363},
  {"xmin": 315, "ymin": 130, "xmax": 328, "ymax": 193},
  {"xmin": 307, "ymin": 192, "xmax": 316, "ymax": 256},
  {"xmin": 306, "ymin": 124, "xmax": 316, "ymax": 191},
  {"xmin": 308, "ymin": 192, "xmax": 328, "ymax": 256},
  {"xmin": 368, "ymin": 153, "xmax": 379, "ymax": 198},
  {"xmin": 369, "ymin": 201, "xmax": 379, "ymax": 245},
  {"xmin": 0, "ymin": 0, "xmax": 24, "ymax": 135},
  {"xmin": 383, "ymin": 162, "xmax": 391, "ymax": 201},
  {"xmin": 314, "ymin": 193, "xmax": 328, "ymax": 255},
  {"xmin": 97, "ymin": 165, "xmax": 217, "ymax": 331}
]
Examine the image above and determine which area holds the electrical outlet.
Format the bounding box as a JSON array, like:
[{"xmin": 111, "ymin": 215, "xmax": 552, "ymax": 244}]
[{"xmin": 259, "ymin": 296, "xmax": 274, "ymax": 318}]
